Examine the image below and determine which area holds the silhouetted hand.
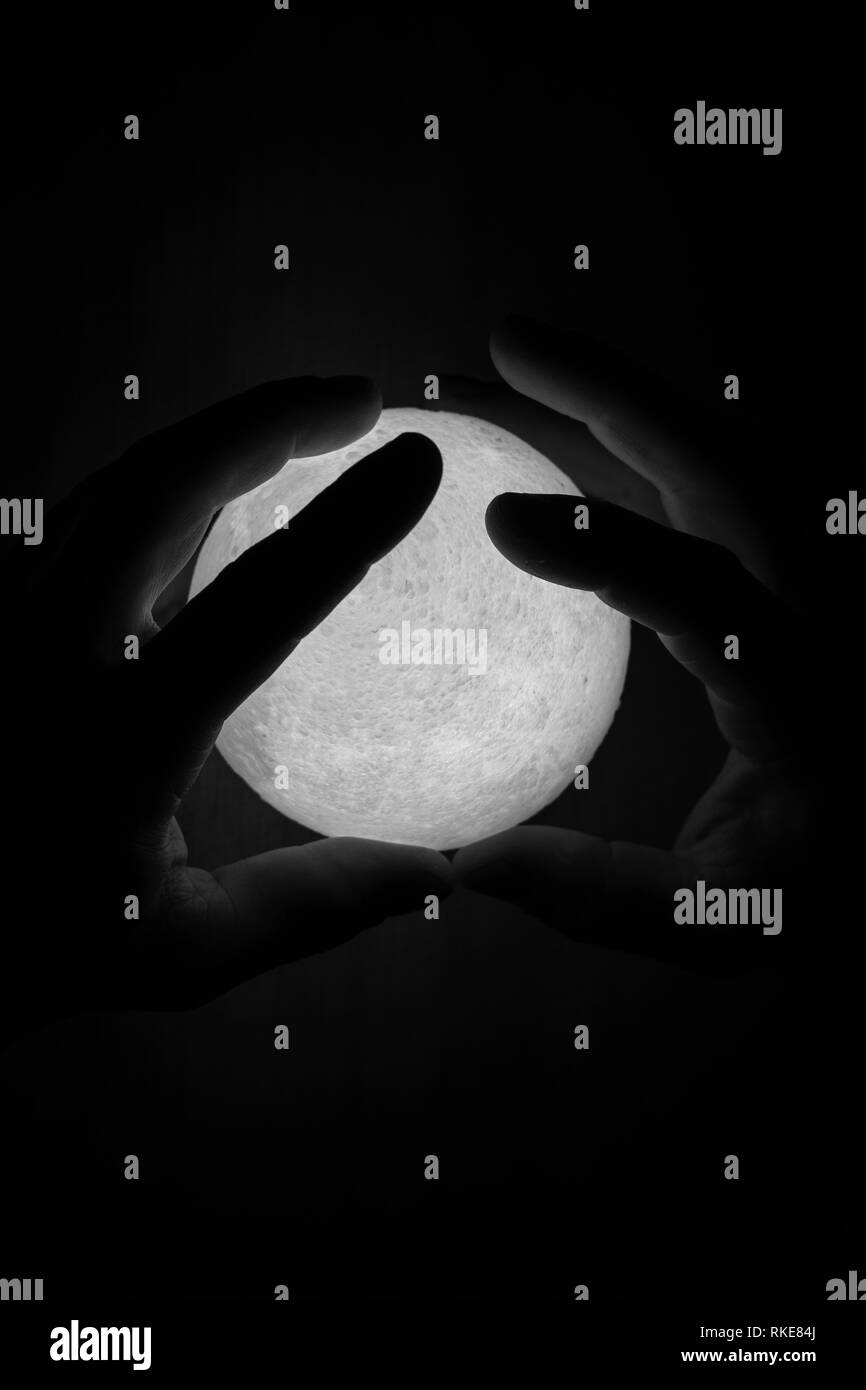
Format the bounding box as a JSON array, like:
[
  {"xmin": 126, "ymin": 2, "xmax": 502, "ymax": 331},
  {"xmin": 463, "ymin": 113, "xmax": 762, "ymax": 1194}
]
[
  {"xmin": 447, "ymin": 316, "xmax": 825, "ymax": 972},
  {"xmin": 1, "ymin": 376, "xmax": 452, "ymax": 1040}
]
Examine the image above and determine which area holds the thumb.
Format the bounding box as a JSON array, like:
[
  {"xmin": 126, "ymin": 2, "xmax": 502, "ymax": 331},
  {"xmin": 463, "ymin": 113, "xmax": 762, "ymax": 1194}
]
[
  {"xmin": 454, "ymin": 827, "xmax": 764, "ymax": 976},
  {"xmin": 181, "ymin": 838, "xmax": 455, "ymax": 999}
]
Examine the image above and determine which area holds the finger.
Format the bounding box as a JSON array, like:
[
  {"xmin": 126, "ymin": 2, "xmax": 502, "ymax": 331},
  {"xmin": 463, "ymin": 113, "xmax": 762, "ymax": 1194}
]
[
  {"xmin": 438, "ymin": 373, "xmax": 667, "ymax": 525},
  {"xmin": 486, "ymin": 492, "xmax": 794, "ymax": 761},
  {"xmin": 134, "ymin": 432, "xmax": 443, "ymax": 799},
  {"xmin": 48, "ymin": 375, "xmax": 382, "ymax": 658},
  {"xmin": 454, "ymin": 827, "xmax": 768, "ymax": 976},
  {"xmin": 490, "ymin": 315, "xmax": 775, "ymax": 586},
  {"xmin": 158, "ymin": 840, "xmax": 455, "ymax": 1007}
]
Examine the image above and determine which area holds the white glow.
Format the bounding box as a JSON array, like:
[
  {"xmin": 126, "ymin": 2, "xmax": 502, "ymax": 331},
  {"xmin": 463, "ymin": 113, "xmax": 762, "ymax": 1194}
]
[{"xmin": 190, "ymin": 408, "xmax": 630, "ymax": 849}]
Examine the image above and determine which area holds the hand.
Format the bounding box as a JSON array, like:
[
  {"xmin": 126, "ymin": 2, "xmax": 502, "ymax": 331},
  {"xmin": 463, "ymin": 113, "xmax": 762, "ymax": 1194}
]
[
  {"xmin": 1, "ymin": 376, "xmax": 453, "ymax": 1039},
  {"xmin": 447, "ymin": 316, "xmax": 826, "ymax": 973}
]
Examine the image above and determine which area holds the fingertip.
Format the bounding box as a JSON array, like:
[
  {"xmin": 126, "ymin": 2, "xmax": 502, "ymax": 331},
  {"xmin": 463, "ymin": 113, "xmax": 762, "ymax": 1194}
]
[
  {"xmin": 453, "ymin": 834, "xmax": 559, "ymax": 923},
  {"xmin": 391, "ymin": 429, "xmax": 443, "ymax": 464},
  {"xmin": 454, "ymin": 826, "xmax": 594, "ymax": 927},
  {"xmin": 326, "ymin": 372, "xmax": 382, "ymax": 418},
  {"xmin": 484, "ymin": 493, "xmax": 605, "ymax": 588},
  {"xmin": 490, "ymin": 314, "xmax": 544, "ymax": 376},
  {"xmin": 223, "ymin": 374, "xmax": 383, "ymax": 463},
  {"xmin": 490, "ymin": 316, "xmax": 600, "ymax": 416},
  {"xmin": 339, "ymin": 838, "xmax": 456, "ymax": 909},
  {"xmin": 489, "ymin": 319, "xmax": 518, "ymax": 382},
  {"xmin": 484, "ymin": 491, "xmax": 524, "ymax": 540},
  {"xmin": 453, "ymin": 829, "xmax": 525, "ymax": 893},
  {"xmin": 315, "ymin": 373, "xmax": 382, "ymax": 440},
  {"xmin": 484, "ymin": 492, "xmax": 559, "ymax": 549},
  {"xmin": 370, "ymin": 431, "xmax": 443, "ymax": 499},
  {"xmin": 484, "ymin": 493, "xmax": 546, "ymax": 572},
  {"xmin": 403, "ymin": 844, "xmax": 457, "ymax": 898}
]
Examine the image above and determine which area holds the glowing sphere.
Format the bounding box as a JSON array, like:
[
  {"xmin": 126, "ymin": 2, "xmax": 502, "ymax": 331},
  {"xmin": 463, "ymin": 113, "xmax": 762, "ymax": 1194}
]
[{"xmin": 190, "ymin": 408, "xmax": 630, "ymax": 849}]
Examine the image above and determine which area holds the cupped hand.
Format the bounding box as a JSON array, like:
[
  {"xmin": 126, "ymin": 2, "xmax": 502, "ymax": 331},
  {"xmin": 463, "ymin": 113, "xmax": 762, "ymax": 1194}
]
[
  {"xmin": 448, "ymin": 317, "xmax": 823, "ymax": 972},
  {"xmin": 1, "ymin": 376, "xmax": 453, "ymax": 1037}
]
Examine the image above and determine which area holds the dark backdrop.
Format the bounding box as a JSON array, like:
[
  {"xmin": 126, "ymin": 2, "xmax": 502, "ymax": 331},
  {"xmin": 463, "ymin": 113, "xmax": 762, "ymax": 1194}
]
[{"xmin": 2, "ymin": 0, "xmax": 860, "ymax": 1348}]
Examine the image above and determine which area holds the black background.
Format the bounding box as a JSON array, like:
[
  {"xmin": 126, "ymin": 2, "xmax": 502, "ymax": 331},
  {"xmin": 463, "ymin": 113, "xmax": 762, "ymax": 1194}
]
[{"xmin": 2, "ymin": 0, "xmax": 861, "ymax": 1367}]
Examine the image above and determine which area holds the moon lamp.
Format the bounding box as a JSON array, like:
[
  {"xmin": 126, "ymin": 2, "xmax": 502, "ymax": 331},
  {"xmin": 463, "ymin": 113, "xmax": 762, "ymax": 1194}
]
[{"xmin": 189, "ymin": 407, "xmax": 630, "ymax": 850}]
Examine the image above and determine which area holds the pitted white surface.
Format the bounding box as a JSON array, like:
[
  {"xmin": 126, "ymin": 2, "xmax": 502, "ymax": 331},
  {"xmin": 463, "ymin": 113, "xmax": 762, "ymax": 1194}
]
[{"xmin": 190, "ymin": 409, "xmax": 630, "ymax": 849}]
